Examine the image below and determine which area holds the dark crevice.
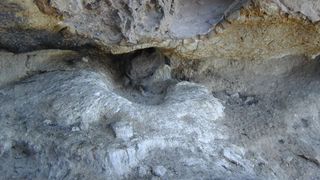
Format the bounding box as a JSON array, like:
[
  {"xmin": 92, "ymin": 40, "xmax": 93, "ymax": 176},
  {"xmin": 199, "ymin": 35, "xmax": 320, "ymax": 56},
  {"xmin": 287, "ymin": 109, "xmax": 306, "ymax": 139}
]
[
  {"xmin": 110, "ymin": 48, "xmax": 177, "ymax": 105},
  {"xmin": 297, "ymin": 154, "xmax": 320, "ymax": 167},
  {"xmin": 0, "ymin": 29, "xmax": 97, "ymax": 53}
]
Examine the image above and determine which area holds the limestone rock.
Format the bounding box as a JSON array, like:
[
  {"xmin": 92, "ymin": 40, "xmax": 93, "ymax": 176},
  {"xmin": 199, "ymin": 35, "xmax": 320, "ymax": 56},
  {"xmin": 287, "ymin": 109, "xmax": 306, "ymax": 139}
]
[
  {"xmin": 0, "ymin": 50, "xmax": 80, "ymax": 87},
  {"xmin": 273, "ymin": 0, "xmax": 320, "ymax": 22},
  {"xmin": 1, "ymin": 48, "xmax": 320, "ymax": 179},
  {"xmin": 1, "ymin": 0, "xmax": 320, "ymax": 179},
  {"xmin": 0, "ymin": 50, "xmax": 229, "ymax": 179},
  {"xmin": 1, "ymin": 0, "xmax": 320, "ymax": 60}
]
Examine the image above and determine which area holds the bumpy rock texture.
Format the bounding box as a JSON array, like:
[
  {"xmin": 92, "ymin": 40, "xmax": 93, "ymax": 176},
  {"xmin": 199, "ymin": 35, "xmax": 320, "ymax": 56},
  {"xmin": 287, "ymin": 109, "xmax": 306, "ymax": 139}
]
[
  {"xmin": 1, "ymin": 0, "xmax": 320, "ymax": 179},
  {"xmin": 2, "ymin": 0, "xmax": 320, "ymax": 59}
]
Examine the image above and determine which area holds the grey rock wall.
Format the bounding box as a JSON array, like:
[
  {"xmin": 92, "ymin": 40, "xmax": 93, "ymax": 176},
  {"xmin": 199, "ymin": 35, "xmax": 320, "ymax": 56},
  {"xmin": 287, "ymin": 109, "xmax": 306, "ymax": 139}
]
[{"xmin": 1, "ymin": 0, "xmax": 320, "ymax": 179}]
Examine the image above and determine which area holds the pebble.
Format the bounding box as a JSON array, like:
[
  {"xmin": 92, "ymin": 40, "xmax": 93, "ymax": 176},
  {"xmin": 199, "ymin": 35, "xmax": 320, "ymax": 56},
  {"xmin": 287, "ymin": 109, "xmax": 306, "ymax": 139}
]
[
  {"xmin": 111, "ymin": 121, "xmax": 133, "ymax": 141},
  {"xmin": 152, "ymin": 165, "xmax": 167, "ymax": 177}
]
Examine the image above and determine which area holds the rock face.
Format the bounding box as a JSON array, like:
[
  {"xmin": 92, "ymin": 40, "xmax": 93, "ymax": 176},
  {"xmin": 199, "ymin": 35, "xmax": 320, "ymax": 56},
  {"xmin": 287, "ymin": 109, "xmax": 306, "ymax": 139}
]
[
  {"xmin": 0, "ymin": 50, "xmax": 227, "ymax": 179},
  {"xmin": 1, "ymin": 0, "xmax": 320, "ymax": 179},
  {"xmin": 1, "ymin": 0, "xmax": 320, "ymax": 59},
  {"xmin": 274, "ymin": 0, "xmax": 320, "ymax": 22}
]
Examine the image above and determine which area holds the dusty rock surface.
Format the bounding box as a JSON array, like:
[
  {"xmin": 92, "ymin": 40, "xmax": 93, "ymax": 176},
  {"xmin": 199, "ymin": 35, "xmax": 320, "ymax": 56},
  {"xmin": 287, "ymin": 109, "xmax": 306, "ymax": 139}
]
[
  {"xmin": 0, "ymin": 49, "xmax": 320, "ymax": 179},
  {"xmin": 0, "ymin": 50, "xmax": 228, "ymax": 179},
  {"xmin": 1, "ymin": 0, "xmax": 320, "ymax": 59},
  {"xmin": 1, "ymin": 0, "xmax": 320, "ymax": 179}
]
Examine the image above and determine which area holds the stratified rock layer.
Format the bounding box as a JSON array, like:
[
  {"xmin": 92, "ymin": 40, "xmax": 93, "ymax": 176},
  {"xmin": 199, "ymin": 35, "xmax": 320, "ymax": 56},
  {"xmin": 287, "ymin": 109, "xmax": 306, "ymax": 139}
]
[{"xmin": 1, "ymin": 0, "xmax": 320, "ymax": 59}]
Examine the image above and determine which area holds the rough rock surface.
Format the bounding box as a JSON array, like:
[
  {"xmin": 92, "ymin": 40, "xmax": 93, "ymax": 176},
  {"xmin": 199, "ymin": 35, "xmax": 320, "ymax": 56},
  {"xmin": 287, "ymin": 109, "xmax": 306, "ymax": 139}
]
[
  {"xmin": 1, "ymin": 49, "xmax": 320, "ymax": 179},
  {"xmin": 274, "ymin": 0, "xmax": 320, "ymax": 22},
  {"xmin": 1, "ymin": 0, "xmax": 320, "ymax": 59},
  {"xmin": 1, "ymin": 0, "xmax": 320, "ymax": 179},
  {"xmin": 0, "ymin": 51, "xmax": 228, "ymax": 179}
]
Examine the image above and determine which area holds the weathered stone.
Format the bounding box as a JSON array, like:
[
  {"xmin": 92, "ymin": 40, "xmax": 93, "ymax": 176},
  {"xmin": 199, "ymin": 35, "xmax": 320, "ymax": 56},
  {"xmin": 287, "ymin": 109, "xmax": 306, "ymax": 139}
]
[
  {"xmin": 0, "ymin": 50, "xmax": 228, "ymax": 179},
  {"xmin": 273, "ymin": 0, "xmax": 320, "ymax": 22},
  {"xmin": 1, "ymin": 0, "xmax": 320, "ymax": 179},
  {"xmin": 1, "ymin": 0, "xmax": 320, "ymax": 60},
  {"xmin": 0, "ymin": 50, "xmax": 80, "ymax": 86}
]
